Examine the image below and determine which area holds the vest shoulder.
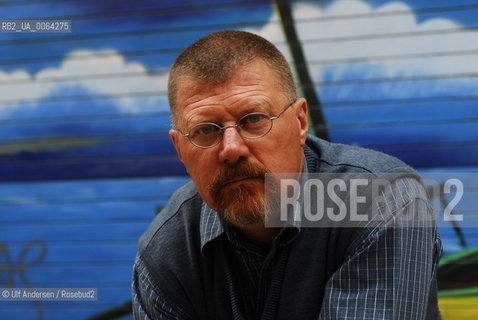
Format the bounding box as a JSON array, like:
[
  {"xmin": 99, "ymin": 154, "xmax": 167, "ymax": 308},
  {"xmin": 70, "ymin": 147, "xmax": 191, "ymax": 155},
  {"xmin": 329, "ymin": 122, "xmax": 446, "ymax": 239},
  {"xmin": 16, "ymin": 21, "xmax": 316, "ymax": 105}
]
[
  {"xmin": 305, "ymin": 135, "xmax": 416, "ymax": 175},
  {"xmin": 138, "ymin": 181, "xmax": 201, "ymax": 253}
]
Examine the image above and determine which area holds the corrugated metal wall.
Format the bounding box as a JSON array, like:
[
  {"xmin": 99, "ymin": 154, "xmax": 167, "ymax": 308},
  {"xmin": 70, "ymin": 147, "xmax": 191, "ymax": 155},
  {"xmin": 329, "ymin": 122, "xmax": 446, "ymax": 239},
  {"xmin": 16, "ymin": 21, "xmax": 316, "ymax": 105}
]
[
  {"xmin": 0, "ymin": 0, "xmax": 476, "ymax": 318},
  {"xmin": 293, "ymin": 0, "xmax": 478, "ymax": 168}
]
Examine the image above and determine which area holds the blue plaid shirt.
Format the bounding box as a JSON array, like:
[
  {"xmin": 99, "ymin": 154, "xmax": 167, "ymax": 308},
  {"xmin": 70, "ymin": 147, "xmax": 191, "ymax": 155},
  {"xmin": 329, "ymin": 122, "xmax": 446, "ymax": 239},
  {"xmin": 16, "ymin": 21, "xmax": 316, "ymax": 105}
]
[{"xmin": 132, "ymin": 135, "xmax": 442, "ymax": 319}]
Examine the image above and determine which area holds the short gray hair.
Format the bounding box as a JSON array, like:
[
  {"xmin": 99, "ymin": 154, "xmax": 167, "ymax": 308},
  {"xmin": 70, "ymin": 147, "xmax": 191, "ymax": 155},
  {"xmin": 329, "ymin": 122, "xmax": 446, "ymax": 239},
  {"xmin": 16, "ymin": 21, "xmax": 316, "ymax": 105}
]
[{"xmin": 168, "ymin": 30, "xmax": 297, "ymax": 125}]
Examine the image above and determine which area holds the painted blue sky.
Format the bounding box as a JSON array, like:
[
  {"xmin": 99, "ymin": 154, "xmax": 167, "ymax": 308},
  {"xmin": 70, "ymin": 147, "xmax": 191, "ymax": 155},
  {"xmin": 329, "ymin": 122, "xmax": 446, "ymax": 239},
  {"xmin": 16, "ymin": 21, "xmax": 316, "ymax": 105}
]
[
  {"xmin": 0, "ymin": 0, "xmax": 273, "ymax": 73},
  {"xmin": 0, "ymin": 0, "xmax": 476, "ymax": 73},
  {"xmin": 0, "ymin": 6, "xmax": 476, "ymax": 312},
  {"xmin": 1, "ymin": 0, "xmax": 477, "ymax": 168},
  {"xmin": 1, "ymin": 3, "xmax": 476, "ymax": 318}
]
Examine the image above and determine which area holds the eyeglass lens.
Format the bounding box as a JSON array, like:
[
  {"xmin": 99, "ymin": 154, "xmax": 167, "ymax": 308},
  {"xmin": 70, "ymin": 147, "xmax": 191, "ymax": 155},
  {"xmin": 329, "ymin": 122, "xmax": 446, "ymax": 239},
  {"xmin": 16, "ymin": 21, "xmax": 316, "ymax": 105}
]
[{"xmin": 188, "ymin": 113, "xmax": 273, "ymax": 147}]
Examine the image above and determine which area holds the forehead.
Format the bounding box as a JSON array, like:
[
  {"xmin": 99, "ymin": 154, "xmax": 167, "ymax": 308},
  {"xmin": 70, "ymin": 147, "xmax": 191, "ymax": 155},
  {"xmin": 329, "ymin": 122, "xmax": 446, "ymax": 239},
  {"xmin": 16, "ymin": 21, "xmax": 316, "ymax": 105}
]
[{"xmin": 173, "ymin": 59, "xmax": 285, "ymax": 123}]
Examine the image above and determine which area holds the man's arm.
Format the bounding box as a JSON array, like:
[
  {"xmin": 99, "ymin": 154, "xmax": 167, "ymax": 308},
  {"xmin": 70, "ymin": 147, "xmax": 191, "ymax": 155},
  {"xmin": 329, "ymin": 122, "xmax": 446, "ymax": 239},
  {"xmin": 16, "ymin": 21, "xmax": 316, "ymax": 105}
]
[
  {"xmin": 132, "ymin": 255, "xmax": 190, "ymax": 320},
  {"xmin": 319, "ymin": 177, "xmax": 442, "ymax": 319}
]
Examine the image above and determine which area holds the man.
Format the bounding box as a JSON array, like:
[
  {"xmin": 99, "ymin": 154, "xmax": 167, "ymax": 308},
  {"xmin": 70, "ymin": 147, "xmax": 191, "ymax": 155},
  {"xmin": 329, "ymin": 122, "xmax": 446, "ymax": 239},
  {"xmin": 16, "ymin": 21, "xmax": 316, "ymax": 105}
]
[{"xmin": 132, "ymin": 31, "xmax": 442, "ymax": 319}]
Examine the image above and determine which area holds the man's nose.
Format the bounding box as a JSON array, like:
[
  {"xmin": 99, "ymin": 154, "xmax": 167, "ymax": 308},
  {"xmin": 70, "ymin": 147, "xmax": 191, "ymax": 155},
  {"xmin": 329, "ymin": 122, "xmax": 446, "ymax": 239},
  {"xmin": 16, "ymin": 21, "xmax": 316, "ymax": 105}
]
[{"xmin": 218, "ymin": 126, "xmax": 251, "ymax": 164}]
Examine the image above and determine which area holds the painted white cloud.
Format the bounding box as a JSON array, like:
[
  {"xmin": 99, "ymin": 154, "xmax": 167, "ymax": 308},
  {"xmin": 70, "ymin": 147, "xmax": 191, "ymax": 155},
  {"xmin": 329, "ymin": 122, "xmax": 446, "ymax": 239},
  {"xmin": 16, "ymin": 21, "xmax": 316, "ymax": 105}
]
[
  {"xmin": 0, "ymin": 49, "xmax": 169, "ymax": 115},
  {"xmin": 246, "ymin": 0, "xmax": 478, "ymax": 82},
  {"xmin": 2, "ymin": 0, "xmax": 477, "ymax": 117}
]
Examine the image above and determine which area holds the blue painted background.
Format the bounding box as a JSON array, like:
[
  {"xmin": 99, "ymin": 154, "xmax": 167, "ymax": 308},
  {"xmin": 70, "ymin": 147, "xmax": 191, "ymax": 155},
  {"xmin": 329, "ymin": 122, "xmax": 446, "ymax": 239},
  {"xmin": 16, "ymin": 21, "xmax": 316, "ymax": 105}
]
[{"xmin": 0, "ymin": 0, "xmax": 477, "ymax": 318}]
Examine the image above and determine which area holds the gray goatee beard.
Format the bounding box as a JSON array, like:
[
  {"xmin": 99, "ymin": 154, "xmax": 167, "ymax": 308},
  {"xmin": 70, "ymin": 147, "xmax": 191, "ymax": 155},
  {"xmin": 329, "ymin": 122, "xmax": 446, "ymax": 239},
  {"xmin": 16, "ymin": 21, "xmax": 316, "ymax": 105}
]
[{"xmin": 209, "ymin": 161, "xmax": 271, "ymax": 227}]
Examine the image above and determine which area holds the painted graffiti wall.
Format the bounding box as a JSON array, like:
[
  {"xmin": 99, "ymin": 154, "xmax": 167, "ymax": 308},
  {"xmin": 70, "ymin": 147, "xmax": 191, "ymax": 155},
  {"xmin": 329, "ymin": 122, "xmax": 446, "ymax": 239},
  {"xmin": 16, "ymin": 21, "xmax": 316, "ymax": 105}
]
[{"xmin": 0, "ymin": 0, "xmax": 477, "ymax": 318}]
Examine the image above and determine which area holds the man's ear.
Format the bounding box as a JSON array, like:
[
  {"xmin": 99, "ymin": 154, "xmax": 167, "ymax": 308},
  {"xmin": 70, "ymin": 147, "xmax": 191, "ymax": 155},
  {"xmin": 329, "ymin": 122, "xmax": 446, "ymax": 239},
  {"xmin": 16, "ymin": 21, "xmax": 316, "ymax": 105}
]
[
  {"xmin": 169, "ymin": 129, "xmax": 184, "ymax": 164},
  {"xmin": 296, "ymin": 98, "xmax": 309, "ymax": 146}
]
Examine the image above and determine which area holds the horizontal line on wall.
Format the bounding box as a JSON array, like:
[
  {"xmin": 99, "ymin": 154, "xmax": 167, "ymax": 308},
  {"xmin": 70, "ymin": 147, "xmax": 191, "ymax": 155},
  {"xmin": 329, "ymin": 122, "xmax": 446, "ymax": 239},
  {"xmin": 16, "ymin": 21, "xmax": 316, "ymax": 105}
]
[
  {"xmin": 0, "ymin": 152, "xmax": 179, "ymax": 165},
  {"xmin": 313, "ymin": 73, "xmax": 478, "ymax": 86},
  {"xmin": 1, "ymin": 87, "xmax": 477, "ymax": 107},
  {"xmin": 0, "ymin": 131, "xmax": 171, "ymax": 144},
  {"xmin": 293, "ymin": 7, "xmax": 478, "ymax": 24},
  {"xmin": 3, "ymin": 282, "xmax": 132, "ymax": 289},
  {"xmin": 439, "ymin": 233, "xmax": 478, "ymax": 239},
  {"xmin": 3, "ymin": 242, "xmax": 137, "ymax": 250},
  {"xmin": 0, "ymin": 239, "xmax": 137, "ymax": 246},
  {"xmin": 0, "ymin": 48, "xmax": 181, "ymax": 66},
  {"xmin": 323, "ymin": 94, "xmax": 478, "ymax": 108},
  {"xmin": 0, "ymin": 0, "xmax": 271, "ymax": 24},
  {"xmin": 0, "ymin": 304, "xmax": 133, "ymax": 310},
  {"xmin": 0, "ymin": 111, "xmax": 171, "ymax": 126},
  {"xmin": 298, "ymin": 27, "xmax": 478, "ymax": 45},
  {"xmin": 364, "ymin": 140, "xmax": 478, "ymax": 150},
  {"xmin": 308, "ymin": 49, "xmax": 478, "ymax": 65},
  {"xmin": 0, "ymin": 69, "xmax": 170, "ymax": 85},
  {"xmin": 1, "ymin": 67, "xmax": 477, "ymax": 89},
  {"xmin": 0, "ymin": 218, "xmax": 152, "ymax": 226},
  {"xmin": 0, "ymin": 90, "xmax": 167, "ymax": 106},
  {"xmin": 2, "ymin": 0, "xmax": 266, "ymax": 7},
  {"xmin": 0, "ymin": 195, "xmax": 171, "ymax": 206},
  {"xmin": 321, "ymin": 117, "xmax": 478, "ymax": 130}
]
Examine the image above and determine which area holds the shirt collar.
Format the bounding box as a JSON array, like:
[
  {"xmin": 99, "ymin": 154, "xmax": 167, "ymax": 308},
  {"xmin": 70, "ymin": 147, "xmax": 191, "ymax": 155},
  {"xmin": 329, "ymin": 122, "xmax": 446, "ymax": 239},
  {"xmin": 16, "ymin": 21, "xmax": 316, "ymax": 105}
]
[
  {"xmin": 285, "ymin": 157, "xmax": 309, "ymax": 230},
  {"xmin": 199, "ymin": 202, "xmax": 224, "ymax": 252}
]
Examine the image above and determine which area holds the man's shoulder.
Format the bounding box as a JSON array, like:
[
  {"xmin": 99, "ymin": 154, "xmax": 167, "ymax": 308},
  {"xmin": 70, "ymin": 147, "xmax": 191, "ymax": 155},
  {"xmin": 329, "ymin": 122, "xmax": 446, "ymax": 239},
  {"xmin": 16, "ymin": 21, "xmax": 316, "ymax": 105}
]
[
  {"xmin": 305, "ymin": 134, "xmax": 416, "ymax": 175},
  {"xmin": 134, "ymin": 181, "xmax": 206, "ymax": 318},
  {"xmin": 138, "ymin": 181, "xmax": 202, "ymax": 255}
]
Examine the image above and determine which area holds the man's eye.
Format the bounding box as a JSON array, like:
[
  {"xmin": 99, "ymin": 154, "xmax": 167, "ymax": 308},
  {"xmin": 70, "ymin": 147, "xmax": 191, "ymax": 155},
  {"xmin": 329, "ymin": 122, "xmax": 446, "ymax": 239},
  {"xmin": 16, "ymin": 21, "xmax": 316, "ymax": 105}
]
[
  {"xmin": 196, "ymin": 125, "xmax": 217, "ymax": 135},
  {"xmin": 242, "ymin": 114, "xmax": 266, "ymax": 125}
]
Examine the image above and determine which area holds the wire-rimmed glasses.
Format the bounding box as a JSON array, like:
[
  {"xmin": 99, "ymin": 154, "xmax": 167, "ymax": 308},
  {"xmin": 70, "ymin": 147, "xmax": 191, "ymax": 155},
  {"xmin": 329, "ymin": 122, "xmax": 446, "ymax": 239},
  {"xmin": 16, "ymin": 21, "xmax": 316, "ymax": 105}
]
[{"xmin": 175, "ymin": 100, "xmax": 297, "ymax": 149}]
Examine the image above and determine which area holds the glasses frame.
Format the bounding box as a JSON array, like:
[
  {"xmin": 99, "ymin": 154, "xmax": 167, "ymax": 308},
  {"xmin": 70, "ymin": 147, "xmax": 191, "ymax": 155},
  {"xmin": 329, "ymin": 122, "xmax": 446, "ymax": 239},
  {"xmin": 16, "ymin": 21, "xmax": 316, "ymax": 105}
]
[{"xmin": 175, "ymin": 100, "xmax": 297, "ymax": 149}]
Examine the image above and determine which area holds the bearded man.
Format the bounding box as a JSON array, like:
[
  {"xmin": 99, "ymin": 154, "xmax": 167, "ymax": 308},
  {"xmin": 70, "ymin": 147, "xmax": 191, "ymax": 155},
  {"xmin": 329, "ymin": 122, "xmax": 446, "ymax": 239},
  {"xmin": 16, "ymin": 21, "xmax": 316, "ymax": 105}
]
[{"xmin": 132, "ymin": 31, "xmax": 442, "ymax": 320}]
